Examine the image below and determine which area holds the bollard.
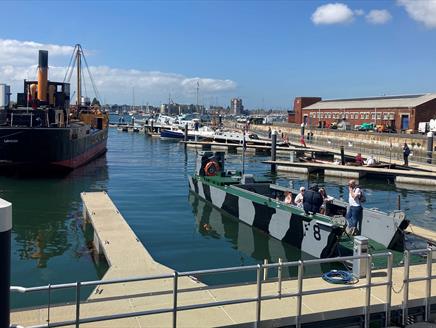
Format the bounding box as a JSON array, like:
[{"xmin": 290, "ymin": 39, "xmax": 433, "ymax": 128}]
[
  {"xmin": 184, "ymin": 123, "xmax": 188, "ymax": 143},
  {"xmin": 289, "ymin": 150, "xmax": 295, "ymax": 163},
  {"xmin": 427, "ymin": 132, "xmax": 433, "ymax": 164},
  {"xmin": 271, "ymin": 131, "xmax": 277, "ymax": 173},
  {"xmin": 340, "ymin": 145, "xmax": 345, "ymax": 165},
  {"xmin": 194, "ymin": 121, "xmax": 199, "ymax": 142},
  {"xmin": 0, "ymin": 198, "xmax": 12, "ymax": 328},
  {"xmin": 353, "ymin": 236, "xmax": 368, "ymax": 279}
]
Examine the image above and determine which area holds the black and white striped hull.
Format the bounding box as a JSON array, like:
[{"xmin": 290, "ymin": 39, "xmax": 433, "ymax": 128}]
[{"xmin": 188, "ymin": 176, "xmax": 343, "ymax": 259}]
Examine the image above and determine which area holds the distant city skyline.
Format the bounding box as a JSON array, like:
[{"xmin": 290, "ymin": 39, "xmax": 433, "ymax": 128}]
[{"xmin": 0, "ymin": 1, "xmax": 435, "ymax": 109}]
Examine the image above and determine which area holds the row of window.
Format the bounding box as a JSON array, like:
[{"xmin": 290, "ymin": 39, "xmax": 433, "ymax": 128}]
[{"xmin": 308, "ymin": 111, "xmax": 396, "ymax": 120}]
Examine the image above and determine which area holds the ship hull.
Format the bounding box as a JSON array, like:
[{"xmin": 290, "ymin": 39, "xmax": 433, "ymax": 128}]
[
  {"xmin": 0, "ymin": 126, "xmax": 108, "ymax": 172},
  {"xmin": 188, "ymin": 176, "xmax": 343, "ymax": 259}
]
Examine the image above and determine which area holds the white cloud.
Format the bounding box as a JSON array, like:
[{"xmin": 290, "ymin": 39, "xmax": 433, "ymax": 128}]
[
  {"xmin": 398, "ymin": 0, "xmax": 436, "ymax": 28},
  {"xmin": 0, "ymin": 39, "xmax": 74, "ymax": 65},
  {"xmin": 354, "ymin": 9, "xmax": 365, "ymax": 16},
  {"xmin": 366, "ymin": 9, "xmax": 392, "ymax": 24},
  {"xmin": 0, "ymin": 39, "xmax": 237, "ymax": 104},
  {"xmin": 311, "ymin": 3, "xmax": 354, "ymax": 25}
]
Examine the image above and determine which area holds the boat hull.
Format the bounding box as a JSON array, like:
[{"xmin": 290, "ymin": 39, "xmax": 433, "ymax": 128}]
[
  {"xmin": 0, "ymin": 126, "xmax": 107, "ymax": 172},
  {"xmin": 160, "ymin": 129, "xmax": 184, "ymax": 140},
  {"xmin": 188, "ymin": 176, "xmax": 343, "ymax": 258}
]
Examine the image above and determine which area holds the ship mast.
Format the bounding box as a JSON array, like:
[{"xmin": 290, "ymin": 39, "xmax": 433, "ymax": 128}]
[{"xmin": 76, "ymin": 44, "xmax": 81, "ymax": 106}]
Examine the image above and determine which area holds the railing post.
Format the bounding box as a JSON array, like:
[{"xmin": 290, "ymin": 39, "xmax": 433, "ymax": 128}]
[
  {"xmin": 0, "ymin": 198, "xmax": 12, "ymax": 328},
  {"xmin": 173, "ymin": 271, "xmax": 179, "ymax": 328},
  {"xmin": 425, "ymin": 247, "xmax": 433, "ymax": 322},
  {"xmin": 296, "ymin": 260, "xmax": 304, "ymax": 328},
  {"xmin": 255, "ymin": 264, "xmax": 262, "ymax": 328},
  {"xmin": 263, "ymin": 259, "xmax": 268, "ymax": 281},
  {"xmin": 75, "ymin": 282, "xmax": 81, "ymax": 328},
  {"xmin": 277, "ymin": 258, "xmax": 282, "ymax": 299},
  {"xmin": 402, "ymin": 250, "xmax": 410, "ymax": 327},
  {"xmin": 385, "ymin": 252, "xmax": 393, "ymax": 327},
  {"xmin": 47, "ymin": 284, "xmax": 51, "ymax": 325},
  {"xmin": 364, "ymin": 254, "xmax": 372, "ymax": 328}
]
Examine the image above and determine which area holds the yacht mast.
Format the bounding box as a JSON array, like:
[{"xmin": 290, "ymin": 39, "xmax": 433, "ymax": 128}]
[{"xmin": 76, "ymin": 44, "xmax": 81, "ymax": 106}]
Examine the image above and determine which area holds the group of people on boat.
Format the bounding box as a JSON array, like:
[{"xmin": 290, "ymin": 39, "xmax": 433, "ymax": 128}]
[
  {"xmin": 354, "ymin": 153, "xmax": 377, "ymax": 166},
  {"xmin": 282, "ymin": 185, "xmax": 332, "ymax": 215},
  {"xmin": 282, "ymin": 179, "xmax": 365, "ymax": 236}
]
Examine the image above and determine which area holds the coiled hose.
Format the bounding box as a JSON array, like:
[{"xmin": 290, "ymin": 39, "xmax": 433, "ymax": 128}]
[{"xmin": 322, "ymin": 270, "xmax": 359, "ymax": 284}]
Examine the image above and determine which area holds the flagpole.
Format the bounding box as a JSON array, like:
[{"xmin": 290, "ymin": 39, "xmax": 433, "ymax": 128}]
[{"xmin": 242, "ymin": 125, "xmax": 246, "ymax": 175}]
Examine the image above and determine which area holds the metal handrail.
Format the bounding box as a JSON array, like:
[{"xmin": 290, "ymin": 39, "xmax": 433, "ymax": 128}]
[{"xmin": 11, "ymin": 249, "xmax": 436, "ymax": 328}]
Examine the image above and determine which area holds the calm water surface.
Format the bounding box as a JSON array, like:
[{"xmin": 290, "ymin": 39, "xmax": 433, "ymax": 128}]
[{"xmin": 3, "ymin": 125, "xmax": 436, "ymax": 308}]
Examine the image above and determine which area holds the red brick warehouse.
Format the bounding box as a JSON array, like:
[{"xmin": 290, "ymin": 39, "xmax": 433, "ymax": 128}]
[{"xmin": 288, "ymin": 94, "xmax": 436, "ymax": 132}]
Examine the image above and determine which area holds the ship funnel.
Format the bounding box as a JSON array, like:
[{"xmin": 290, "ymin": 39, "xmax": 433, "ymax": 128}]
[{"xmin": 37, "ymin": 50, "xmax": 48, "ymax": 102}]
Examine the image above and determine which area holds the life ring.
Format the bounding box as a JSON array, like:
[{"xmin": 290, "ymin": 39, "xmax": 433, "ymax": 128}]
[{"xmin": 205, "ymin": 160, "xmax": 220, "ymax": 176}]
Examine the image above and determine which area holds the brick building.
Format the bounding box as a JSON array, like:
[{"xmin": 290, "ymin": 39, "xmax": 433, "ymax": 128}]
[{"xmin": 290, "ymin": 94, "xmax": 436, "ymax": 131}]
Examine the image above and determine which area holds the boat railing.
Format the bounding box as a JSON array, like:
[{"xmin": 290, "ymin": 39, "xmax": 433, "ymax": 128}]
[{"xmin": 10, "ymin": 248, "xmax": 436, "ymax": 328}]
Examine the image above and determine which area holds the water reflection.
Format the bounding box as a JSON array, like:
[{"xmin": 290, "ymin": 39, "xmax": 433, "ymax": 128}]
[
  {"xmin": 189, "ymin": 192, "xmax": 329, "ymax": 282},
  {"xmin": 4, "ymin": 156, "xmax": 109, "ymax": 308}
]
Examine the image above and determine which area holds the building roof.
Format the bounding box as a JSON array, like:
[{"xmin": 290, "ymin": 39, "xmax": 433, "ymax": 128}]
[{"xmin": 303, "ymin": 93, "xmax": 436, "ymax": 110}]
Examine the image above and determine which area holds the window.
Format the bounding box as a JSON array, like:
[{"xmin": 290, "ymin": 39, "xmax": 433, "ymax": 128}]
[
  {"xmin": 383, "ymin": 112, "xmax": 388, "ymax": 120},
  {"xmin": 389, "ymin": 112, "xmax": 395, "ymax": 120},
  {"xmin": 377, "ymin": 113, "xmax": 382, "ymax": 120},
  {"xmin": 365, "ymin": 112, "xmax": 369, "ymax": 119},
  {"xmin": 371, "ymin": 113, "xmax": 376, "ymax": 120},
  {"xmin": 354, "ymin": 113, "xmax": 359, "ymax": 119},
  {"xmin": 360, "ymin": 112, "xmax": 365, "ymax": 119}
]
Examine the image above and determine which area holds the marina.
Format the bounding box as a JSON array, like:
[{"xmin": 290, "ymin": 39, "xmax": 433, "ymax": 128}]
[
  {"xmin": 2, "ymin": 127, "xmax": 436, "ymax": 327},
  {"xmin": 2, "ymin": 2, "xmax": 436, "ymax": 326},
  {"xmin": 9, "ymin": 191, "xmax": 436, "ymax": 327}
]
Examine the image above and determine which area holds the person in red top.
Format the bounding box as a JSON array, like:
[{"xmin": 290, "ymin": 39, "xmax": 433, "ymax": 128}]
[
  {"xmin": 300, "ymin": 135, "xmax": 307, "ymax": 148},
  {"xmin": 355, "ymin": 153, "xmax": 364, "ymax": 165}
]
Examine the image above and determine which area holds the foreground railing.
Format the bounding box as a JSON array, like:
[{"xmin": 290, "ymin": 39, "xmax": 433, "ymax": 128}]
[{"xmin": 11, "ymin": 248, "xmax": 435, "ymax": 328}]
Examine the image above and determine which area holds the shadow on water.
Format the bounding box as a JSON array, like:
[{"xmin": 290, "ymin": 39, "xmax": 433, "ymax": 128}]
[{"xmin": 3, "ymin": 155, "xmax": 109, "ymax": 308}]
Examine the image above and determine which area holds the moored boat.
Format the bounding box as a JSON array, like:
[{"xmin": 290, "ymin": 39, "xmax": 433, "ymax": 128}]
[
  {"xmin": 188, "ymin": 151, "xmax": 410, "ymax": 259},
  {"xmin": 0, "ymin": 45, "xmax": 108, "ymax": 173}
]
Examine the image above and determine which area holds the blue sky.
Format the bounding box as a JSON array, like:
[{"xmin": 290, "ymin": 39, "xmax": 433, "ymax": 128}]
[{"xmin": 0, "ymin": 0, "xmax": 435, "ymax": 109}]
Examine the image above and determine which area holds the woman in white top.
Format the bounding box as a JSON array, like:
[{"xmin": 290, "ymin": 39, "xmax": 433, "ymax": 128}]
[
  {"xmin": 346, "ymin": 180, "xmax": 363, "ymax": 235},
  {"xmin": 294, "ymin": 187, "xmax": 305, "ymax": 207}
]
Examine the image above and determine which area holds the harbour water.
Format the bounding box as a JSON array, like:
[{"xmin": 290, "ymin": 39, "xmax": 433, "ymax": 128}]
[{"xmin": 5, "ymin": 123, "xmax": 436, "ymax": 308}]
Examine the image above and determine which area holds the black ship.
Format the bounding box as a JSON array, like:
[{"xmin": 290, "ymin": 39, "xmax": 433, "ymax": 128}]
[{"xmin": 0, "ymin": 45, "xmax": 108, "ymax": 172}]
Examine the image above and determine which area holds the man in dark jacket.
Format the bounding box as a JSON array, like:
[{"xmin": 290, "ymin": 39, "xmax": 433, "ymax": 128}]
[
  {"xmin": 303, "ymin": 184, "xmax": 323, "ymax": 214},
  {"xmin": 403, "ymin": 143, "xmax": 410, "ymax": 166}
]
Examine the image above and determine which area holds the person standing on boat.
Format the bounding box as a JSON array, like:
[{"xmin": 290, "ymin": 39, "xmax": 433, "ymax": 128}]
[
  {"xmin": 294, "ymin": 186, "xmax": 305, "ymax": 207},
  {"xmin": 403, "ymin": 143, "xmax": 410, "ymax": 166},
  {"xmin": 303, "ymin": 184, "xmax": 323, "ymax": 215},
  {"xmin": 319, "ymin": 187, "xmax": 333, "ymax": 215},
  {"xmin": 346, "ymin": 180, "xmax": 363, "ymax": 235},
  {"xmin": 268, "ymin": 127, "xmax": 272, "ymax": 139}
]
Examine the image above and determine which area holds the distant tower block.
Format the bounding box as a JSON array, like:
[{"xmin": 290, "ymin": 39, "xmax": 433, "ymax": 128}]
[{"xmin": 230, "ymin": 98, "xmax": 243, "ymax": 115}]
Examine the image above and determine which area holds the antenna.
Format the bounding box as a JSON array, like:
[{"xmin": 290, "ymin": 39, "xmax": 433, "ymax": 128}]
[{"xmin": 196, "ymin": 80, "xmax": 200, "ymax": 114}]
